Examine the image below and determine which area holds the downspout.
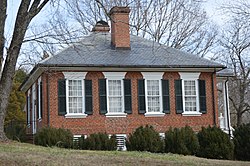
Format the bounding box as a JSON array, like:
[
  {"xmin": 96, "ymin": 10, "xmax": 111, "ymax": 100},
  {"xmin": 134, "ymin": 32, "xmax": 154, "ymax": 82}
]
[
  {"xmin": 46, "ymin": 72, "xmax": 50, "ymax": 126},
  {"xmin": 211, "ymin": 70, "xmax": 216, "ymax": 126},
  {"xmin": 225, "ymin": 77, "xmax": 231, "ymax": 137}
]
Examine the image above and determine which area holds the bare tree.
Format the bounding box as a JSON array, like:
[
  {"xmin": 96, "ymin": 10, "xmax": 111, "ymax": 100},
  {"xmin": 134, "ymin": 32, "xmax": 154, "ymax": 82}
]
[
  {"xmin": 0, "ymin": 0, "xmax": 52, "ymax": 141},
  {"xmin": 63, "ymin": 0, "xmax": 217, "ymax": 58},
  {"xmin": 218, "ymin": 17, "xmax": 250, "ymax": 126}
]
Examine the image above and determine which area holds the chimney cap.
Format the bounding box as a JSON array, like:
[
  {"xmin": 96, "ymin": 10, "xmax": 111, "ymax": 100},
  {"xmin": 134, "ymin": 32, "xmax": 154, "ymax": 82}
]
[
  {"xmin": 96, "ymin": 20, "xmax": 109, "ymax": 26},
  {"xmin": 92, "ymin": 20, "xmax": 110, "ymax": 32},
  {"xmin": 109, "ymin": 6, "xmax": 130, "ymax": 15}
]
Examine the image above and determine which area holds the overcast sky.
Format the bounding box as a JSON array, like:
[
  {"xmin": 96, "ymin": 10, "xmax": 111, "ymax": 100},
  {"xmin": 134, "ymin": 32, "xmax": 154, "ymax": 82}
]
[
  {"xmin": 5, "ymin": 0, "xmax": 237, "ymax": 33},
  {"xmin": 204, "ymin": 0, "xmax": 226, "ymax": 25}
]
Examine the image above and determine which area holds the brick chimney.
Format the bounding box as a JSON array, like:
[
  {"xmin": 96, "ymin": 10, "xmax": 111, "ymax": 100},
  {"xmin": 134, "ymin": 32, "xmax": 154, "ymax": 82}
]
[
  {"xmin": 92, "ymin": 20, "xmax": 110, "ymax": 32},
  {"xmin": 109, "ymin": 6, "xmax": 130, "ymax": 49}
]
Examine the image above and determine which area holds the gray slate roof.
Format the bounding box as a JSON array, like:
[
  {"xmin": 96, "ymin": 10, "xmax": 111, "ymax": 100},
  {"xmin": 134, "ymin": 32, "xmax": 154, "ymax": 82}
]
[
  {"xmin": 217, "ymin": 69, "xmax": 234, "ymax": 77},
  {"xmin": 40, "ymin": 32, "xmax": 224, "ymax": 68}
]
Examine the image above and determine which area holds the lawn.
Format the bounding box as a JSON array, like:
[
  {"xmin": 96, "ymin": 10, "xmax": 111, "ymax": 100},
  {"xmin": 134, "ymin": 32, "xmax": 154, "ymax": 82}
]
[{"xmin": 0, "ymin": 142, "xmax": 249, "ymax": 166}]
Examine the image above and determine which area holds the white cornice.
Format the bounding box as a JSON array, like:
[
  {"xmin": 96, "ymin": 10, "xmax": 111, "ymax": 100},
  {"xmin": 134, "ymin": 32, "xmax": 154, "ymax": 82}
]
[
  {"xmin": 179, "ymin": 72, "xmax": 200, "ymax": 80},
  {"xmin": 20, "ymin": 66, "xmax": 219, "ymax": 93},
  {"xmin": 63, "ymin": 72, "xmax": 87, "ymax": 79}
]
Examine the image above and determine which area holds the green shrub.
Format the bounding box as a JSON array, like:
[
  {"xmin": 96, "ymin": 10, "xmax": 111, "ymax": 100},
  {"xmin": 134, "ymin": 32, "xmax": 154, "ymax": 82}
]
[
  {"xmin": 126, "ymin": 125, "xmax": 164, "ymax": 153},
  {"xmin": 197, "ymin": 126, "xmax": 234, "ymax": 160},
  {"xmin": 4, "ymin": 121, "xmax": 27, "ymax": 142},
  {"xmin": 233, "ymin": 123, "xmax": 250, "ymax": 161},
  {"xmin": 165, "ymin": 126, "xmax": 199, "ymax": 155},
  {"xmin": 34, "ymin": 127, "xmax": 73, "ymax": 148},
  {"xmin": 84, "ymin": 133, "xmax": 116, "ymax": 151}
]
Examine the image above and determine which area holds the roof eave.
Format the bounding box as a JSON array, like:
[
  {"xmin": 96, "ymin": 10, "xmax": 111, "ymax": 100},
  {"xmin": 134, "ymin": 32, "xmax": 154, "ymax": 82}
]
[{"xmin": 20, "ymin": 64, "xmax": 226, "ymax": 93}]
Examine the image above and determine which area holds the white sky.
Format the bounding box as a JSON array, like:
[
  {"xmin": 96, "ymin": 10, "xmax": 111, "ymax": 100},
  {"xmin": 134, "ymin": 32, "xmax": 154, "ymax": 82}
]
[
  {"xmin": 5, "ymin": 0, "xmax": 242, "ymax": 37},
  {"xmin": 203, "ymin": 0, "xmax": 227, "ymax": 25}
]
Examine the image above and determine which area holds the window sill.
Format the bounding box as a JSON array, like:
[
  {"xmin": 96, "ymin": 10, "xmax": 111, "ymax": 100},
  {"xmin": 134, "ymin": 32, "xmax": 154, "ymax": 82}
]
[
  {"xmin": 105, "ymin": 113, "xmax": 127, "ymax": 118},
  {"xmin": 65, "ymin": 113, "xmax": 87, "ymax": 118},
  {"xmin": 145, "ymin": 112, "xmax": 165, "ymax": 117},
  {"xmin": 182, "ymin": 112, "xmax": 202, "ymax": 116}
]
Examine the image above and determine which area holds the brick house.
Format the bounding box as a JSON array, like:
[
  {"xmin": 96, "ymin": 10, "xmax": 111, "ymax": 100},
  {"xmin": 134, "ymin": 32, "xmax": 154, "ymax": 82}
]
[{"xmin": 20, "ymin": 7, "xmax": 229, "ymax": 149}]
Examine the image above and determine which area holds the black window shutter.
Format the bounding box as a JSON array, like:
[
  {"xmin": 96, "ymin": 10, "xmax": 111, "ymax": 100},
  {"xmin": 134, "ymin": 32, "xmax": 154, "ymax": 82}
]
[
  {"xmin": 175, "ymin": 80, "xmax": 183, "ymax": 114},
  {"xmin": 99, "ymin": 79, "xmax": 107, "ymax": 114},
  {"xmin": 199, "ymin": 80, "xmax": 207, "ymax": 114},
  {"xmin": 58, "ymin": 79, "xmax": 66, "ymax": 116},
  {"xmin": 85, "ymin": 80, "xmax": 93, "ymax": 115},
  {"xmin": 124, "ymin": 79, "xmax": 132, "ymax": 114},
  {"xmin": 162, "ymin": 79, "xmax": 170, "ymax": 114},
  {"xmin": 40, "ymin": 81, "xmax": 43, "ymax": 118},
  {"xmin": 138, "ymin": 79, "xmax": 146, "ymax": 114}
]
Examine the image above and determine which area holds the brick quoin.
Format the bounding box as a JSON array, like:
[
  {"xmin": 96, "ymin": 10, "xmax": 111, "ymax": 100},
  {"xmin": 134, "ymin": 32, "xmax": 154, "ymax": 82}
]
[{"xmin": 28, "ymin": 71, "xmax": 219, "ymax": 136}]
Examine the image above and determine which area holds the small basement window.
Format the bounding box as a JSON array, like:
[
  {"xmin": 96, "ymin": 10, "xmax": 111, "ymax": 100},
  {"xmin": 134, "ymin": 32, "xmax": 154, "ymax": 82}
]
[
  {"xmin": 73, "ymin": 135, "xmax": 84, "ymax": 149},
  {"xmin": 115, "ymin": 134, "xmax": 127, "ymax": 151},
  {"xmin": 159, "ymin": 133, "xmax": 165, "ymax": 140}
]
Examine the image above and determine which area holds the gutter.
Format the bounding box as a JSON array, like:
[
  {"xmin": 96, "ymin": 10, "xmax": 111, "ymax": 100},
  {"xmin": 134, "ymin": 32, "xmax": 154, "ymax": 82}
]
[
  {"xmin": 211, "ymin": 69, "xmax": 217, "ymax": 126},
  {"xmin": 225, "ymin": 77, "xmax": 231, "ymax": 137},
  {"xmin": 46, "ymin": 72, "xmax": 50, "ymax": 126}
]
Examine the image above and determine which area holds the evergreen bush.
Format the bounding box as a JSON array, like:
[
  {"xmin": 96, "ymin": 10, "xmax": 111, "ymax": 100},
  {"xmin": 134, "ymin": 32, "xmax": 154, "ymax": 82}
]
[
  {"xmin": 4, "ymin": 121, "xmax": 27, "ymax": 142},
  {"xmin": 197, "ymin": 126, "xmax": 234, "ymax": 160},
  {"xmin": 165, "ymin": 126, "xmax": 199, "ymax": 155},
  {"xmin": 233, "ymin": 123, "xmax": 250, "ymax": 161},
  {"xmin": 34, "ymin": 127, "xmax": 73, "ymax": 148},
  {"xmin": 126, "ymin": 125, "xmax": 164, "ymax": 153},
  {"xmin": 84, "ymin": 133, "xmax": 116, "ymax": 151}
]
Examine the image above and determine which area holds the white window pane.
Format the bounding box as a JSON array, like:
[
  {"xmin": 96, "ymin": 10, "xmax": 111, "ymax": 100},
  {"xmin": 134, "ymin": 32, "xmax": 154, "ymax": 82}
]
[
  {"xmin": 109, "ymin": 97, "xmax": 122, "ymax": 113},
  {"xmin": 108, "ymin": 80, "xmax": 122, "ymax": 113},
  {"xmin": 68, "ymin": 79, "xmax": 83, "ymax": 114},
  {"xmin": 147, "ymin": 80, "xmax": 160, "ymax": 112},
  {"xmin": 184, "ymin": 80, "xmax": 197, "ymax": 112}
]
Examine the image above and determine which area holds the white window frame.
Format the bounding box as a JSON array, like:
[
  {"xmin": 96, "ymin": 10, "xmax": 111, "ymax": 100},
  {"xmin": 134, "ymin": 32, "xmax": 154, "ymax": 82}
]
[
  {"xmin": 32, "ymin": 83, "xmax": 37, "ymax": 134},
  {"xmin": 63, "ymin": 72, "xmax": 87, "ymax": 118},
  {"xmin": 179, "ymin": 72, "xmax": 202, "ymax": 116},
  {"xmin": 38, "ymin": 77, "xmax": 42, "ymax": 120},
  {"xmin": 142, "ymin": 72, "xmax": 165, "ymax": 117},
  {"xmin": 103, "ymin": 72, "xmax": 126, "ymax": 117}
]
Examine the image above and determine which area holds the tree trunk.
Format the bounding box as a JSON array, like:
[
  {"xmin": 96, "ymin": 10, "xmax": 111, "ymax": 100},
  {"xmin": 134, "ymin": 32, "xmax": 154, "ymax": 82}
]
[
  {"xmin": 237, "ymin": 111, "xmax": 243, "ymax": 126},
  {"xmin": 0, "ymin": 113, "xmax": 8, "ymax": 141},
  {"xmin": 0, "ymin": 48, "xmax": 20, "ymax": 142},
  {"xmin": 0, "ymin": 0, "xmax": 49, "ymax": 142}
]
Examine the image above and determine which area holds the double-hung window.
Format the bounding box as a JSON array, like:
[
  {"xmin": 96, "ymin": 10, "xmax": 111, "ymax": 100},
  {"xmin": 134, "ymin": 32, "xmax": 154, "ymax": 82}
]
[
  {"xmin": 147, "ymin": 80, "xmax": 160, "ymax": 112},
  {"xmin": 68, "ymin": 80, "xmax": 83, "ymax": 114},
  {"xmin": 179, "ymin": 72, "xmax": 202, "ymax": 116},
  {"xmin": 108, "ymin": 80, "xmax": 123, "ymax": 113},
  {"xmin": 104, "ymin": 72, "xmax": 126, "ymax": 117},
  {"xmin": 37, "ymin": 77, "xmax": 42, "ymax": 120},
  {"xmin": 142, "ymin": 72, "xmax": 164, "ymax": 117},
  {"xmin": 63, "ymin": 72, "xmax": 87, "ymax": 118},
  {"xmin": 184, "ymin": 80, "xmax": 197, "ymax": 112}
]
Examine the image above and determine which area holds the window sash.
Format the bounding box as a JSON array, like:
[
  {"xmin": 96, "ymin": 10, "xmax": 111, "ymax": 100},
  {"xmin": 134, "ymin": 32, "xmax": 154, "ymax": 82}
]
[
  {"xmin": 67, "ymin": 80, "xmax": 83, "ymax": 114},
  {"xmin": 146, "ymin": 80, "xmax": 160, "ymax": 113},
  {"xmin": 108, "ymin": 80, "xmax": 123, "ymax": 113},
  {"xmin": 183, "ymin": 80, "xmax": 198, "ymax": 112}
]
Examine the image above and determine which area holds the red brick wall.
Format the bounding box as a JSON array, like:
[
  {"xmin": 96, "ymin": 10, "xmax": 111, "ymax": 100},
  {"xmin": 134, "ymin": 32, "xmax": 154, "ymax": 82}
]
[{"xmin": 34, "ymin": 71, "xmax": 219, "ymax": 136}]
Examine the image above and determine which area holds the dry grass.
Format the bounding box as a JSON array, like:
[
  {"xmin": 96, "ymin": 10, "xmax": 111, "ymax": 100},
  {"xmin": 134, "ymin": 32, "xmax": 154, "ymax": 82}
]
[{"xmin": 0, "ymin": 142, "xmax": 249, "ymax": 166}]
